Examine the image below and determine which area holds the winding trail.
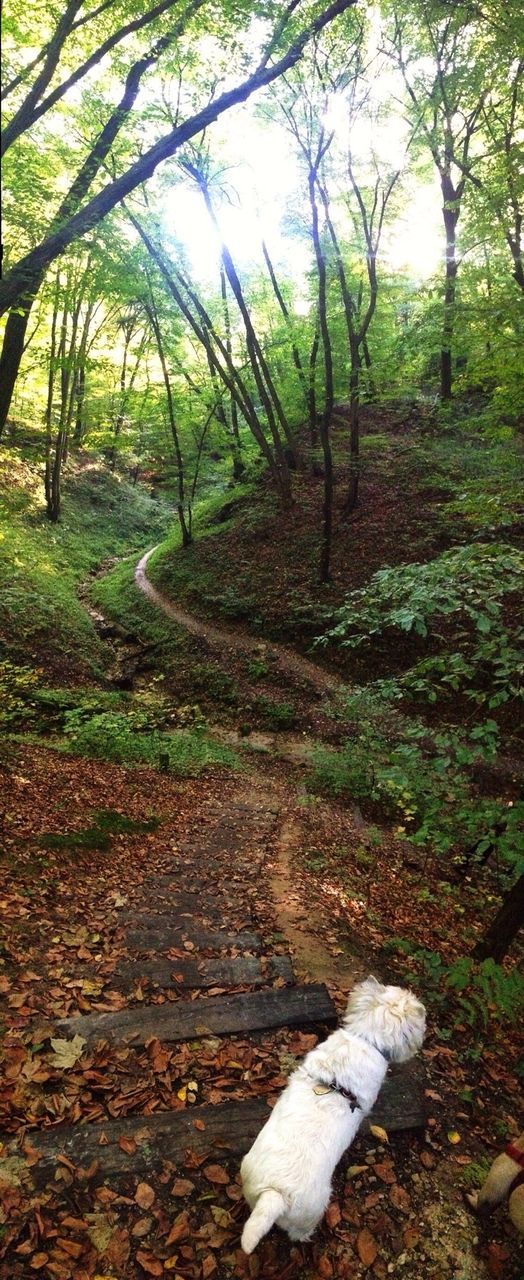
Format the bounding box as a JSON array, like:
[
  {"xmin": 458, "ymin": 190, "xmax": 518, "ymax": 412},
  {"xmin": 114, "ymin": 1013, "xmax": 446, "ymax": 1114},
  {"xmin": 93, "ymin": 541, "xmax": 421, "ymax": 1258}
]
[{"xmin": 135, "ymin": 546, "xmax": 346, "ymax": 697}]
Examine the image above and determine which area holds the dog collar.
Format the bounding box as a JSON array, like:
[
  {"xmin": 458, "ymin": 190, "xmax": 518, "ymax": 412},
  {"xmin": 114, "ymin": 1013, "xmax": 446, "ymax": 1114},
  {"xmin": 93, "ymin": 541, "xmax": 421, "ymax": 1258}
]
[
  {"xmin": 312, "ymin": 1079, "xmax": 361, "ymax": 1111},
  {"xmin": 506, "ymin": 1143, "xmax": 524, "ymax": 1169}
]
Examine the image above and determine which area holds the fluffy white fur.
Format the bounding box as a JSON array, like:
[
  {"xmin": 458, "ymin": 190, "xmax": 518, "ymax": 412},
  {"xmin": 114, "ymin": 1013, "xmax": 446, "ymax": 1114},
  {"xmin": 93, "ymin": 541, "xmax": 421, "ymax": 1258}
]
[{"xmin": 240, "ymin": 976, "xmax": 426, "ymax": 1254}]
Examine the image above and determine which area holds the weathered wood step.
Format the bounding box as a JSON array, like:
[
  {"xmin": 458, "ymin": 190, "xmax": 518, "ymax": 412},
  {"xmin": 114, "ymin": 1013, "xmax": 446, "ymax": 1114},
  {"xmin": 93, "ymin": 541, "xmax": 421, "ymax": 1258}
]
[
  {"xmin": 114, "ymin": 953, "xmax": 294, "ymax": 991},
  {"xmin": 125, "ymin": 923, "xmax": 262, "ymax": 952},
  {"xmin": 26, "ymin": 1060, "xmax": 425, "ymax": 1188},
  {"xmin": 55, "ymin": 983, "xmax": 336, "ymax": 1046}
]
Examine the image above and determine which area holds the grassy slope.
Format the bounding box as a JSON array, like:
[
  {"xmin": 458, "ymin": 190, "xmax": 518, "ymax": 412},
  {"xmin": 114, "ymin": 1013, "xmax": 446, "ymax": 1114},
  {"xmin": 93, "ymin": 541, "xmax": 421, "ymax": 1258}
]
[{"xmin": 0, "ymin": 448, "xmax": 172, "ymax": 681}]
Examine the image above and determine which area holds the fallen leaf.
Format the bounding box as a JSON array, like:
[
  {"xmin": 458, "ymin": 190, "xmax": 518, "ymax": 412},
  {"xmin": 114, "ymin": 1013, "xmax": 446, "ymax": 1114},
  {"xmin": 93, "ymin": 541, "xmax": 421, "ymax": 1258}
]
[
  {"xmin": 171, "ymin": 1179, "xmax": 195, "ymax": 1197},
  {"xmin": 369, "ymin": 1124, "xmax": 389, "ymax": 1144},
  {"xmin": 356, "ymin": 1227, "xmax": 378, "ymax": 1267},
  {"xmin": 132, "ymin": 1217, "xmax": 152, "ymax": 1238},
  {"xmin": 419, "ymin": 1150, "xmax": 435, "ymax": 1169},
  {"xmin": 389, "ymin": 1184, "xmax": 411, "ymax": 1214},
  {"xmin": 202, "ymin": 1256, "xmax": 217, "ymax": 1278},
  {"xmin": 447, "ymin": 1130, "xmax": 461, "ymax": 1144},
  {"xmin": 166, "ymin": 1211, "xmax": 190, "ymax": 1245},
  {"xmin": 211, "ymin": 1206, "xmax": 232, "ymax": 1228},
  {"xmin": 136, "ymin": 1250, "xmax": 163, "ymax": 1276},
  {"xmin": 204, "ymin": 1164, "xmax": 229, "ymax": 1185},
  {"xmin": 325, "ymin": 1201, "xmax": 341, "ymax": 1228},
  {"xmin": 49, "ymin": 1035, "xmax": 86, "ymax": 1069},
  {"xmin": 30, "ymin": 1256, "xmax": 49, "ymax": 1271},
  {"xmin": 56, "ymin": 1238, "xmax": 83, "ymax": 1259},
  {"xmin": 118, "ymin": 1136, "xmax": 137, "ymax": 1155},
  {"xmin": 135, "ymin": 1182, "xmax": 156, "ymax": 1210}
]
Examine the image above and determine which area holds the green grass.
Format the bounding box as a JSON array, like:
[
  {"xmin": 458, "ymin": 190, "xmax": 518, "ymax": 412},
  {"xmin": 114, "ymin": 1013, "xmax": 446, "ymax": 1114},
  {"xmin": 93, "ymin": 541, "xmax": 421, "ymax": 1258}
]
[
  {"xmin": 0, "ymin": 451, "xmax": 172, "ymax": 679},
  {"xmin": 90, "ymin": 554, "xmax": 190, "ymax": 664}
]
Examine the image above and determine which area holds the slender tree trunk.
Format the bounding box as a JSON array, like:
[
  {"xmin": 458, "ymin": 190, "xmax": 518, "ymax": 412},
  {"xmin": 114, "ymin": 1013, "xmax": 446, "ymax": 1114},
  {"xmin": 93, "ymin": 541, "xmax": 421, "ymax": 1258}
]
[
  {"xmin": 128, "ymin": 210, "xmax": 290, "ymax": 501},
  {"xmin": 44, "ymin": 276, "xmax": 61, "ymax": 509},
  {"xmin": 346, "ymin": 339, "xmax": 361, "ymax": 513},
  {"xmin": 220, "ymin": 268, "xmax": 245, "ymax": 480},
  {"xmin": 309, "ymin": 171, "xmax": 334, "ymax": 584},
  {"xmin": 145, "ymin": 295, "xmax": 191, "ymax": 548},
  {"xmin": 308, "ymin": 324, "xmax": 320, "ymax": 455},
  {"xmin": 362, "ymin": 337, "xmax": 376, "ymax": 399},
  {"xmin": 441, "ymin": 178, "xmax": 459, "ymax": 401},
  {"xmin": 471, "ymin": 872, "xmax": 524, "ymax": 963},
  {"xmin": 262, "ymin": 238, "xmax": 308, "ymax": 425}
]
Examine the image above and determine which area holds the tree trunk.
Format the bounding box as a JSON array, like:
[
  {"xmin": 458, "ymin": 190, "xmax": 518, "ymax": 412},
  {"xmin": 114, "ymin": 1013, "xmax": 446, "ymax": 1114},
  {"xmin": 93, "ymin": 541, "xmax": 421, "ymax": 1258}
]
[
  {"xmin": 471, "ymin": 872, "xmax": 524, "ymax": 963},
  {"xmin": 145, "ymin": 295, "xmax": 191, "ymax": 549},
  {"xmin": 309, "ymin": 172, "xmax": 334, "ymax": 584},
  {"xmin": 441, "ymin": 179, "xmax": 459, "ymax": 401},
  {"xmin": 346, "ymin": 341, "xmax": 361, "ymax": 513},
  {"xmin": 0, "ymin": 296, "xmax": 36, "ymax": 437}
]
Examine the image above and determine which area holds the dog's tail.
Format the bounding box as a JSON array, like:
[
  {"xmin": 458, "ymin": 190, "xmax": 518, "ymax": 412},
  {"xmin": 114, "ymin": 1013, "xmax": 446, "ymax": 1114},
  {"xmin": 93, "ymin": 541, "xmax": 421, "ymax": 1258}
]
[{"xmin": 241, "ymin": 1188, "xmax": 286, "ymax": 1254}]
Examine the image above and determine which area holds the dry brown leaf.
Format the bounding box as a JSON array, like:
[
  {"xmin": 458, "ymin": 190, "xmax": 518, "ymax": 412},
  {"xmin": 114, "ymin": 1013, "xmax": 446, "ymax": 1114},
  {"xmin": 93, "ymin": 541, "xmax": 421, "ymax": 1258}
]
[
  {"xmin": 204, "ymin": 1164, "xmax": 230, "ymax": 1185},
  {"xmin": 135, "ymin": 1182, "xmax": 156, "ymax": 1210},
  {"xmin": 419, "ymin": 1150, "xmax": 435, "ymax": 1169},
  {"xmin": 136, "ymin": 1250, "xmax": 163, "ymax": 1276},
  {"xmin": 389, "ymin": 1183, "xmax": 411, "ymax": 1214},
  {"xmin": 356, "ymin": 1227, "xmax": 378, "ymax": 1267},
  {"xmin": 118, "ymin": 1136, "xmax": 137, "ymax": 1155},
  {"xmin": 165, "ymin": 1211, "xmax": 190, "ymax": 1245},
  {"xmin": 171, "ymin": 1178, "xmax": 195, "ymax": 1197},
  {"xmin": 56, "ymin": 1238, "xmax": 83, "ymax": 1259},
  {"xmin": 325, "ymin": 1201, "xmax": 341, "ymax": 1228}
]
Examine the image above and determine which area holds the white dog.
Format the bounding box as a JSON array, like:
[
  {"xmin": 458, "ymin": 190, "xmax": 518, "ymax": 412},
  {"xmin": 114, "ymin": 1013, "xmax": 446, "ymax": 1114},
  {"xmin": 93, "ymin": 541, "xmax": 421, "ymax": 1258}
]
[{"xmin": 240, "ymin": 976, "xmax": 426, "ymax": 1253}]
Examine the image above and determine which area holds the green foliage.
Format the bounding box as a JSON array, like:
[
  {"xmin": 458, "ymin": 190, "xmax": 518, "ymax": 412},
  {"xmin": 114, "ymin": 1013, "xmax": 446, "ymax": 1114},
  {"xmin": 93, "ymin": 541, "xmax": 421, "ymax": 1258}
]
[
  {"xmin": 0, "ymin": 660, "xmax": 40, "ymax": 728},
  {"xmin": 322, "ymin": 544, "xmax": 523, "ymax": 710},
  {"xmin": 253, "ymin": 696, "xmax": 298, "ymax": 730},
  {"xmin": 188, "ymin": 662, "xmax": 237, "ymax": 703},
  {"xmin": 309, "ymin": 700, "xmax": 522, "ymax": 874},
  {"xmin": 323, "ymin": 544, "xmax": 523, "ymax": 646},
  {"xmin": 62, "ymin": 710, "xmax": 238, "ymax": 775},
  {"xmin": 383, "ymin": 939, "xmax": 524, "ymax": 1034}
]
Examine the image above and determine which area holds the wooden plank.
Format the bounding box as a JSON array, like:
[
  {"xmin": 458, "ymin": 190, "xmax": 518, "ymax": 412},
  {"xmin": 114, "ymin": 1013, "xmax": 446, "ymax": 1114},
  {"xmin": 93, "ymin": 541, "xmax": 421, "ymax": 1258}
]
[
  {"xmin": 27, "ymin": 1060, "xmax": 425, "ymax": 1188},
  {"xmin": 114, "ymin": 953, "xmax": 294, "ymax": 992},
  {"xmin": 54, "ymin": 983, "xmax": 337, "ymax": 1046},
  {"xmin": 125, "ymin": 923, "xmax": 262, "ymax": 952}
]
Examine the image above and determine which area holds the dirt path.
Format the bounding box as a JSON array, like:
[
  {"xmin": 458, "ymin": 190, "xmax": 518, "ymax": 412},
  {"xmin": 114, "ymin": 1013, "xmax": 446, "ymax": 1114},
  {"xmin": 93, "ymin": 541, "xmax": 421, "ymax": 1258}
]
[{"xmin": 135, "ymin": 547, "xmax": 345, "ymax": 698}]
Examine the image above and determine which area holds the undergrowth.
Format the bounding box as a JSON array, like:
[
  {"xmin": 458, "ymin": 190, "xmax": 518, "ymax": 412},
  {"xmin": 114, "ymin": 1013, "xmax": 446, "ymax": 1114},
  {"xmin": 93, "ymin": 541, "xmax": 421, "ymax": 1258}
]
[{"xmin": 0, "ymin": 451, "xmax": 171, "ymax": 678}]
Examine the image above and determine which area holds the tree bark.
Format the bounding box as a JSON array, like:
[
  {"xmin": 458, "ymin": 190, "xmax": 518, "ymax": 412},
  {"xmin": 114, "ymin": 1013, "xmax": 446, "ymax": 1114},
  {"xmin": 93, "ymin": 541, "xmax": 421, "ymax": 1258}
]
[
  {"xmin": 471, "ymin": 872, "xmax": 524, "ymax": 963},
  {"xmin": 145, "ymin": 294, "xmax": 191, "ymax": 548},
  {"xmin": 309, "ymin": 170, "xmax": 334, "ymax": 584},
  {"xmin": 441, "ymin": 177, "xmax": 460, "ymax": 401}
]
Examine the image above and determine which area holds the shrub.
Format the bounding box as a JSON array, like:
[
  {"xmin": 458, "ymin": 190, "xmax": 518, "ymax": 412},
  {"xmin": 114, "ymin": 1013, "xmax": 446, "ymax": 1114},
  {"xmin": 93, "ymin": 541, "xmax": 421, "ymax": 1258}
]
[
  {"xmin": 322, "ymin": 544, "xmax": 523, "ymax": 648},
  {"xmin": 382, "ymin": 939, "xmax": 524, "ymax": 1035},
  {"xmin": 321, "ymin": 544, "xmax": 523, "ymax": 711},
  {"xmin": 0, "ymin": 660, "xmax": 40, "ymax": 729},
  {"xmin": 254, "ymin": 697, "xmax": 298, "ymax": 730}
]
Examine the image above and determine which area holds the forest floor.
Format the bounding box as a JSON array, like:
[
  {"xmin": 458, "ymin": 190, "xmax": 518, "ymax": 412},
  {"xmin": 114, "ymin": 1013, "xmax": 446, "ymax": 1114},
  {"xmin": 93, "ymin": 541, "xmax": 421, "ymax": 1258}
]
[
  {"xmin": 1, "ymin": 738, "xmax": 522, "ymax": 1280},
  {"xmin": 1, "ymin": 409, "xmax": 523, "ymax": 1279}
]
